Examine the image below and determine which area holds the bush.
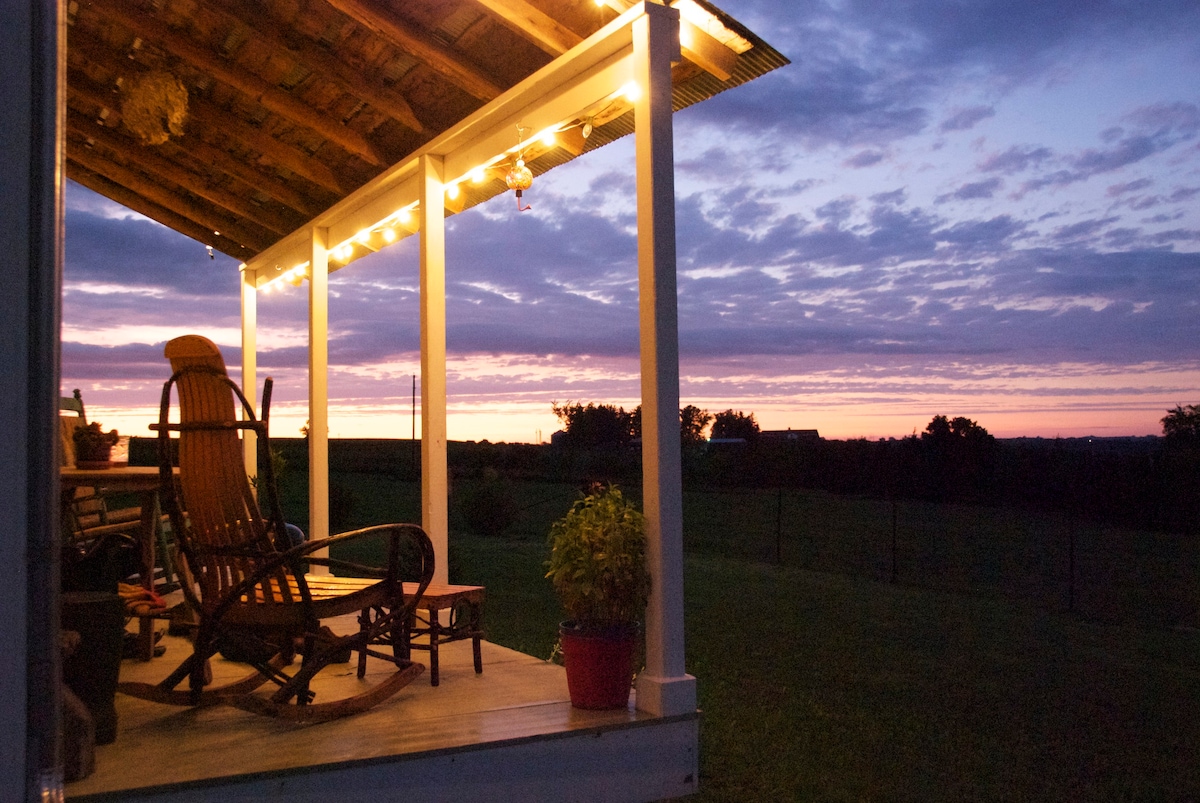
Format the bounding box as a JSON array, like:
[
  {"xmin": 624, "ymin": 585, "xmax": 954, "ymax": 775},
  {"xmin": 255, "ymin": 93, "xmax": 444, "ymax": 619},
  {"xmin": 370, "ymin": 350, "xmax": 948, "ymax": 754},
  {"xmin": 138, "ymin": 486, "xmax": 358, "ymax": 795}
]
[{"xmin": 456, "ymin": 467, "xmax": 519, "ymax": 537}]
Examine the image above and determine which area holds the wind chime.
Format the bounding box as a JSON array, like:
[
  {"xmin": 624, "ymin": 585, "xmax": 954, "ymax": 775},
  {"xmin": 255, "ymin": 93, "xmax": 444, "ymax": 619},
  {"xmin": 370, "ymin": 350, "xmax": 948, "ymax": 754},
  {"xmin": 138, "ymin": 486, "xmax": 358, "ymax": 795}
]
[{"xmin": 505, "ymin": 126, "xmax": 534, "ymax": 211}]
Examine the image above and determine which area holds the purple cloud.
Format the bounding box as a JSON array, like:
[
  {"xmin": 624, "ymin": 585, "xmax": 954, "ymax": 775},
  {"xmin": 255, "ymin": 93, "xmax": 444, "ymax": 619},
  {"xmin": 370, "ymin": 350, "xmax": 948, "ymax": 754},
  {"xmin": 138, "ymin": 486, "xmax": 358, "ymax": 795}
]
[
  {"xmin": 979, "ymin": 146, "xmax": 1055, "ymax": 174},
  {"xmin": 845, "ymin": 150, "xmax": 886, "ymax": 168},
  {"xmin": 936, "ymin": 177, "xmax": 1005, "ymax": 203},
  {"xmin": 940, "ymin": 106, "xmax": 996, "ymax": 132},
  {"xmin": 1107, "ymin": 178, "xmax": 1154, "ymax": 197}
]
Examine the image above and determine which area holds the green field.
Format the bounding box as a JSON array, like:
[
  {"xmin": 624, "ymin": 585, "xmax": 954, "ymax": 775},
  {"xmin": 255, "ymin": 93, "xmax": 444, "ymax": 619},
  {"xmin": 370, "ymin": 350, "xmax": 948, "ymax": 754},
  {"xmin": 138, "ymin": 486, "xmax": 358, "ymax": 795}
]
[
  {"xmin": 683, "ymin": 556, "xmax": 1200, "ymax": 800},
  {"xmin": 273, "ymin": 469, "xmax": 1200, "ymax": 799}
]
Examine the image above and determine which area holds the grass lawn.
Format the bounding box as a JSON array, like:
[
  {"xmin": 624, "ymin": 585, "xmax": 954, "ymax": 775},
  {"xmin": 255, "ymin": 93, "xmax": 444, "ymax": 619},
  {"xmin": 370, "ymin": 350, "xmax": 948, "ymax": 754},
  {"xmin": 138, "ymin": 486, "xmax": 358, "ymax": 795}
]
[
  {"xmin": 446, "ymin": 532, "xmax": 1200, "ymax": 800},
  {"xmin": 683, "ymin": 555, "xmax": 1200, "ymax": 800}
]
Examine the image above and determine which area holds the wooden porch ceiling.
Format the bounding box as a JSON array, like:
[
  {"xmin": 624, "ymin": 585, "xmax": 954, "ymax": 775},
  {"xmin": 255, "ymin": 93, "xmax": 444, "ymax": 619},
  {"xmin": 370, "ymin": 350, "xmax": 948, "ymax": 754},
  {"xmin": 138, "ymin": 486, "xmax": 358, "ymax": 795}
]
[{"xmin": 65, "ymin": 0, "xmax": 786, "ymax": 261}]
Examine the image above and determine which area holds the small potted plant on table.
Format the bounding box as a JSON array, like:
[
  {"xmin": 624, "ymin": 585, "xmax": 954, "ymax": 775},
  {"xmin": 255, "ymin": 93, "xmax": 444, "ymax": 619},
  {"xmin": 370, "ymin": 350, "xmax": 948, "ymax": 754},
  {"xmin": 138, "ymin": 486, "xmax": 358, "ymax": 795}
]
[
  {"xmin": 546, "ymin": 485, "xmax": 650, "ymax": 709},
  {"xmin": 73, "ymin": 422, "xmax": 120, "ymax": 468}
]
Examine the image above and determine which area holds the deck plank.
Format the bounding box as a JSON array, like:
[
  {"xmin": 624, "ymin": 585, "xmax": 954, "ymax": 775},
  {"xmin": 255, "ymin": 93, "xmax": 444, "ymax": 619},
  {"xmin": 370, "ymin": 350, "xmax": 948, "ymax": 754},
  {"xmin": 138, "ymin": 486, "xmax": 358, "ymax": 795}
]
[{"xmin": 67, "ymin": 624, "xmax": 649, "ymax": 798}]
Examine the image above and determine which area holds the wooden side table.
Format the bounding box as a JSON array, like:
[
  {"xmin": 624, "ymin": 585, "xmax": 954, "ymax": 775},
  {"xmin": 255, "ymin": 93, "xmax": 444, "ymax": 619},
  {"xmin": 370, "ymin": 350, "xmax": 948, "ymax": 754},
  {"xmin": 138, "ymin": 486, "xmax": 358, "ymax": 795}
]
[
  {"xmin": 402, "ymin": 582, "xmax": 485, "ymax": 686},
  {"xmin": 251, "ymin": 574, "xmax": 486, "ymax": 686}
]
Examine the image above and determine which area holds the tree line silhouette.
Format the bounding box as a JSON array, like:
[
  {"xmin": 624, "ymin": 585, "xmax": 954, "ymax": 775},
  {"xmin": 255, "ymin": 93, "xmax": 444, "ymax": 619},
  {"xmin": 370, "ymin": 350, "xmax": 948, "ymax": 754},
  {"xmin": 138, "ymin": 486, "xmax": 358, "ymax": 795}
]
[
  {"xmin": 547, "ymin": 402, "xmax": 1200, "ymax": 536},
  {"xmin": 128, "ymin": 403, "xmax": 1200, "ymax": 537}
]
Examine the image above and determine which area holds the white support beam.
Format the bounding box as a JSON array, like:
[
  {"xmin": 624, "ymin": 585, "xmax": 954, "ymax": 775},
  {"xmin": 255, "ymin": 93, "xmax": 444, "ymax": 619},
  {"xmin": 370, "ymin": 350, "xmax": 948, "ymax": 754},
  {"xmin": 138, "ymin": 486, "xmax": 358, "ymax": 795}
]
[
  {"xmin": 602, "ymin": 0, "xmax": 739, "ymax": 79},
  {"xmin": 632, "ymin": 1, "xmax": 696, "ymax": 718},
  {"xmin": 240, "ymin": 266, "xmax": 258, "ymax": 483},
  {"xmin": 327, "ymin": 174, "xmax": 420, "ymax": 260},
  {"xmin": 308, "ymin": 228, "xmax": 330, "ymax": 563},
  {"xmin": 419, "ymin": 155, "xmax": 449, "ymax": 585},
  {"xmin": 244, "ymin": 3, "xmax": 647, "ymax": 284}
]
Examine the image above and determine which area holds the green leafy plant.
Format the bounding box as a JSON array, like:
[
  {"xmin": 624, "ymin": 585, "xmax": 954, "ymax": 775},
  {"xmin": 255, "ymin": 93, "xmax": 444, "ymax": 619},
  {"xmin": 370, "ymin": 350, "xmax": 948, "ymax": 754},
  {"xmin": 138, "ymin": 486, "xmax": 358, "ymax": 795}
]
[
  {"xmin": 72, "ymin": 421, "xmax": 119, "ymax": 461},
  {"xmin": 545, "ymin": 485, "xmax": 650, "ymax": 628}
]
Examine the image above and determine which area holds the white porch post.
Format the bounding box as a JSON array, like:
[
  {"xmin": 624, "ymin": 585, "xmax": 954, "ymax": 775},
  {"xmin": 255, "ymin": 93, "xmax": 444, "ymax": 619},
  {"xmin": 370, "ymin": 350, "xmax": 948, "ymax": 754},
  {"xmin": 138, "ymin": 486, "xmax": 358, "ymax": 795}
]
[
  {"xmin": 419, "ymin": 154, "xmax": 450, "ymax": 584},
  {"xmin": 240, "ymin": 266, "xmax": 257, "ymax": 482},
  {"xmin": 309, "ymin": 227, "xmax": 330, "ymax": 560},
  {"xmin": 633, "ymin": 2, "xmax": 696, "ymax": 717}
]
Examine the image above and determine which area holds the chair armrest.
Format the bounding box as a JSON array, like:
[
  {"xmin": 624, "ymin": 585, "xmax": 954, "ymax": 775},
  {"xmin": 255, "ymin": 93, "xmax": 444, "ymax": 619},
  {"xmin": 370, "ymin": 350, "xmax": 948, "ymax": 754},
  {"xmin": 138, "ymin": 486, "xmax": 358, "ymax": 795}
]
[
  {"xmin": 205, "ymin": 524, "xmax": 435, "ymax": 622},
  {"xmin": 280, "ymin": 523, "xmax": 432, "ymax": 574}
]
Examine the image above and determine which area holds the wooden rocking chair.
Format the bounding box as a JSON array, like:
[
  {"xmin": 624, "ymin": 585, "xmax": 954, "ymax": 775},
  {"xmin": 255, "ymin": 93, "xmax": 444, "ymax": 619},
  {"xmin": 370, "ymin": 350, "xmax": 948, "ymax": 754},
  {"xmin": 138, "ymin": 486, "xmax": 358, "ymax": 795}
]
[{"xmin": 117, "ymin": 334, "xmax": 433, "ymax": 722}]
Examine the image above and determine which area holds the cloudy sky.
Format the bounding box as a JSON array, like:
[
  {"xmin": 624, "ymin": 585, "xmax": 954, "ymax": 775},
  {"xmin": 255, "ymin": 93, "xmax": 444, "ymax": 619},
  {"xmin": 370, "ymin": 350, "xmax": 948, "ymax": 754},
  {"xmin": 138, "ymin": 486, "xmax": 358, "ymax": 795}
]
[{"xmin": 62, "ymin": 0, "xmax": 1200, "ymax": 443}]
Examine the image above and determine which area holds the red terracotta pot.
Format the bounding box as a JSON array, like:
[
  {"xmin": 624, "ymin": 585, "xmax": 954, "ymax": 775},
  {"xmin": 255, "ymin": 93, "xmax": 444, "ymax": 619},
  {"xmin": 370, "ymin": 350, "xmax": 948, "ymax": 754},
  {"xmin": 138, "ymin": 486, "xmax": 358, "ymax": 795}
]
[{"xmin": 559, "ymin": 621, "xmax": 637, "ymax": 710}]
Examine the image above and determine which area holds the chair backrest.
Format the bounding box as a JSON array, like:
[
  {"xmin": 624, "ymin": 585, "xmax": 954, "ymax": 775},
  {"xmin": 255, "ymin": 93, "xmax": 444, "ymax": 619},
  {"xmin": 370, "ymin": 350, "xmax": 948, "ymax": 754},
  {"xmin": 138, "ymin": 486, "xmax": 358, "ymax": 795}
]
[
  {"xmin": 158, "ymin": 334, "xmax": 289, "ymax": 610},
  {"xmin": 59, "ymin": 389, "xmax": 86, "ymax": 467},
  {"xmin": 60, "ymin": 388, "xmax": 85, "ymax": 418}
]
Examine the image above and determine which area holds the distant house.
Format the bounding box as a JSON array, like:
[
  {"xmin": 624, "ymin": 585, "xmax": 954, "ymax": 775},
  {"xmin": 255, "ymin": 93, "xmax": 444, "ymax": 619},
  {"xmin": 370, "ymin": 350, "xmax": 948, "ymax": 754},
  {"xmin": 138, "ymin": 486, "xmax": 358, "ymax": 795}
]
[{"xmin": 761, "ymin": 428, "xmax": 821, "ymax": 442}]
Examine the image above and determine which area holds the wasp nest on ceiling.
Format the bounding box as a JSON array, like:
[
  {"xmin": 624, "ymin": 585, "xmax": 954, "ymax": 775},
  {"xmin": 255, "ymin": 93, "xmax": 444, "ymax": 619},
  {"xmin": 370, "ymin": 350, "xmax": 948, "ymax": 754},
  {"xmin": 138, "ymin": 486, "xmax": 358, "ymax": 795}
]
[{"xmin": 121, "ymin": 71, "xmax": 188, "ymax": 145}]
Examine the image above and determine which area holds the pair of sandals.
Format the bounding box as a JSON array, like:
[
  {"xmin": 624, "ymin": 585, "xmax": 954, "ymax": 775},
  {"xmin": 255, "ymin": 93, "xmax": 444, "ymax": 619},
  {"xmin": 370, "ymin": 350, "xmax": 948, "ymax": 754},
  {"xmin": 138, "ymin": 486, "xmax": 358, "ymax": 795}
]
[
  {"xmin": 117, "ymin": 581, "xmax": 167, "ymax": 617},
  {"xmin": 117, "ymin": 582, "xmax": 168, "ymax": 658}
]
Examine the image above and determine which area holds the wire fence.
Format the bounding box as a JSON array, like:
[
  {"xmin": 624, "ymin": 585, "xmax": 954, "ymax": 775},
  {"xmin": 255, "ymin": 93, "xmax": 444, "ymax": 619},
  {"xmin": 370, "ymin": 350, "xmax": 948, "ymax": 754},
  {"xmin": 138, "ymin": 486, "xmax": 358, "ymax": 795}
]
[{"xmin": 683, "ymin": 486, "xmax": 1200, "ymax": 630}]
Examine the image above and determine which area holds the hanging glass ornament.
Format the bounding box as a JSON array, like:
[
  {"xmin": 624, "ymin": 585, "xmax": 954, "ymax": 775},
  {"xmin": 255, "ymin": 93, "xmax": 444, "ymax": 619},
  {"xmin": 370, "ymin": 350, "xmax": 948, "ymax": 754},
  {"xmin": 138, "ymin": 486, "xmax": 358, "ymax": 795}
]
[
  {"xmin": 505, "ymin": 125, "xmax": 534, "ymax": 211},
  {"xmin": 505, "ymin": 158, "xmax": 533, "ymax": 211}
]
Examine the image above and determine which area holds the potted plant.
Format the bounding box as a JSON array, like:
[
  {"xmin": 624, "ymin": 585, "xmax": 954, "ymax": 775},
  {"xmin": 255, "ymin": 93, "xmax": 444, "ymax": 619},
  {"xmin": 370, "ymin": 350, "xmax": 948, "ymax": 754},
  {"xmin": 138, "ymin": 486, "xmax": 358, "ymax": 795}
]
[
  {"xmin": 546, "ymin": 485, "xmax": 650, "ymax": 709},
  {"xmin": 73, "ymin": 421, "xmax": 120, "ymax": 468}
]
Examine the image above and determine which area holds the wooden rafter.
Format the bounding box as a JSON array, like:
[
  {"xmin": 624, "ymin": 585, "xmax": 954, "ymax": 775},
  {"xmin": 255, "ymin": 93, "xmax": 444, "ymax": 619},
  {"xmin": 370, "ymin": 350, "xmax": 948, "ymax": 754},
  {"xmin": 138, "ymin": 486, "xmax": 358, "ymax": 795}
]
[
  {"xmin": 678, "ymin": 19, "xmax": 737, "ymax": 81},
  {"xmin": 100, "ymin": 0, "xmax": 389, "ymax": 166},
  {"xmin": 205, "ymin": 0, "xmax": 425, "ymax": 135},
  {"xmin": 160, "ymin": 135, "xmax": 329, "ymax": 219},
  {"xmin": 67, "ymin": 38, "xmax": 349, "ymax": 196},
  {"xmin": 471, "ymin": 0, "xmax": 583, "ymax": 55},
  {"xmin": 68, "ymin": 162, "xmax": 257, "ymax": 257},
  {"xmin": 183, "ymin": 97, "xmax": 350, "ymax": 197},
  {"xmin": 68, "ymin": 111, "xmax": 301, "ymax": 236},
  {"xmin": 324, "ymin": 0, "xmax": 506, "ymax": 101},
  {"xmin": 68, "ymin": 145, "xmax": 276, "ymax": 252}
]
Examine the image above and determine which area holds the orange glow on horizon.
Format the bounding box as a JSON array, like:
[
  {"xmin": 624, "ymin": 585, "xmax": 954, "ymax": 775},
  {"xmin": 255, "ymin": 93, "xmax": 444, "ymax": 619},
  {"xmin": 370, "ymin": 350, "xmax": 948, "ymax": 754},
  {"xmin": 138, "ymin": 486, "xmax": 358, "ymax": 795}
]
[
  {"xmin": 76, "ymin": 383, "xmax": 1180, "ymax": 446},
  {"xmin": 64, "ymin": 353, "xmax": 1197, "ymax": 445}
]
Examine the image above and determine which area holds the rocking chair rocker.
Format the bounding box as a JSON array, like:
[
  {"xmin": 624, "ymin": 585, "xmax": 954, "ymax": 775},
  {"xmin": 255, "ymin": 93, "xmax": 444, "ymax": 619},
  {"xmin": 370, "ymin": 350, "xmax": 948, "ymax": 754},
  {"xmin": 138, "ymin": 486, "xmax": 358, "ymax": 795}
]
[{"xmin": 118, "ymin": 334, "xmax": 433, "ymax": 722}]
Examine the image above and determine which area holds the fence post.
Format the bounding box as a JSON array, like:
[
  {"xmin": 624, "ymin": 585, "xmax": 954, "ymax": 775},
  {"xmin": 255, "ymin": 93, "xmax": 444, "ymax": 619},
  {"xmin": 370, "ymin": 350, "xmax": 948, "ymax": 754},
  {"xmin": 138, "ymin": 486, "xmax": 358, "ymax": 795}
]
[
  {"xmin": 891, "ymin": 496, "xmax": 898, "ymax": 584},
  {"xmin": 1067, "ymin": 519, "xmax": 1076, "ymax": 613},
  {"xmin": 775, "ymin": 486, "xmax": 783, "ymax": 564}
]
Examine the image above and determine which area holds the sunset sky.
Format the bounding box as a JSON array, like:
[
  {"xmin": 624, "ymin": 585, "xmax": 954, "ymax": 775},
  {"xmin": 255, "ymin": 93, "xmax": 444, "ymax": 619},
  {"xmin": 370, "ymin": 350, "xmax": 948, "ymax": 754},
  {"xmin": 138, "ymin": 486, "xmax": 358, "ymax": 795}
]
[{"xmin": 61, "ymin": 0, "xmax": 1200, "ymax": 444}]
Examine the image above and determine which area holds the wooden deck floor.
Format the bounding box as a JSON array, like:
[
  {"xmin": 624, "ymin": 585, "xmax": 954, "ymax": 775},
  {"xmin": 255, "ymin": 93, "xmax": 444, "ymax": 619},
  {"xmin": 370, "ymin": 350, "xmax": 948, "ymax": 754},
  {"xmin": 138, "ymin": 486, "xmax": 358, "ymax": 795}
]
[{"xmin": 65, "ymin": 617, "xmax": 693, "ymax": 801}]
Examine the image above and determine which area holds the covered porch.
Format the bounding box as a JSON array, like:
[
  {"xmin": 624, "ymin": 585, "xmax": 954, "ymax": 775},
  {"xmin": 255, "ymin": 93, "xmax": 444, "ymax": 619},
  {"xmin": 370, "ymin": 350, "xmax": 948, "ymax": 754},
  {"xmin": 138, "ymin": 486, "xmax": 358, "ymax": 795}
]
[{"xmin": 9, "ymin": 0, "xmax": 781, "ymax": 798}]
